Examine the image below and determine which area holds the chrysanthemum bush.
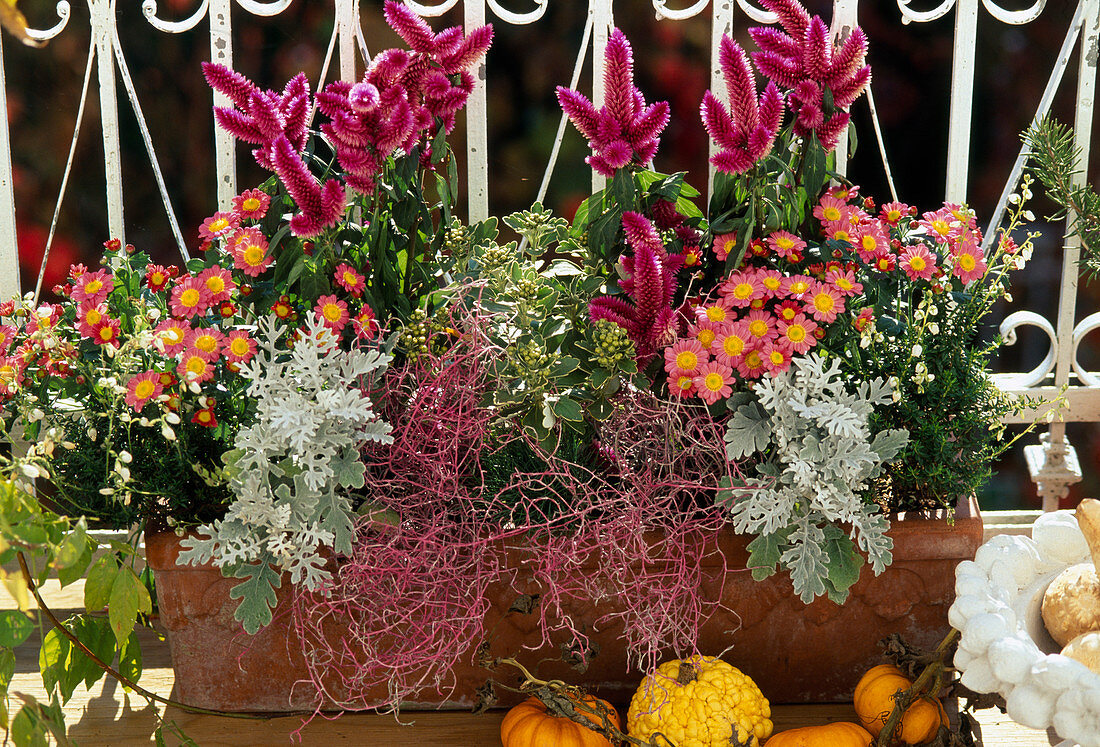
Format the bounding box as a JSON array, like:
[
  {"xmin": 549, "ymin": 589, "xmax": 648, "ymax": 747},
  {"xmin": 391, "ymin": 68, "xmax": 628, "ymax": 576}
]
[{"xmin": 0, "ymin": 0, "xmax": 1045, "ymax": 720}]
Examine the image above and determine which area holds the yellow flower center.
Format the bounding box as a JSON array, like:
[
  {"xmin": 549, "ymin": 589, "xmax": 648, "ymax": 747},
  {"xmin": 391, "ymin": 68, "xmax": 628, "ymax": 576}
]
[
  {"xmin": 748, "ymin": 319, "xmax": 768, "ymax": 338},
  {"xmin": 909, "ymin": 256, "xmax": 927, "ymax": 272},
  {"xmin": 242, "ymin": 197, "xmax": 261, "ymax": 212},
  {"xmin": 834, "ymin": 230, "xmax": 851, "ymax": 243},
  {"xmin": 675, "ymin": 350, "xmax": 699, "ymax": 370},
  {"xmin": 206, "ymin": 278, "xmax": 226, "ymax": 295},
  {"xmin": 723, "ymin": 335, "xmax": 745, "ymax": 357},
  {"xmin": 85, "ymin": 279, "xmax": 103, "ymax": 294},
  {"xmin": 696, "ymin": 328, "xmax": 716, "ymax": 347},
  {"xmin": 780, "ymin": 307, "xmax": 796, "ymax": 320},
  {"xmin": 0, "ymin": 365, "xmax": 15, "ymax": 385},
  {"xmin": 769, "ymin": 350, "xmax": 785, "ymax": 365},
  {"xmin": 776, "ymin": 237, "xmax": 795, "ymax": 251},
  {"xmin": 788, "ymin": 281, "xmax": 809, "ymax": 295},
  {"xmin": 195, "ymin": 335, "xmax": 218, "ymax": 353},
  {"xmin": 887, "ymin": 209, "xmax": 902, "ymax": 222},
  {"xmin": 151, "ymin": 272, "xmax": 165, "ymax": 286},
  {"xmin": 823, "ymin": 206, "xmax": 841, "ymax": 222},
  {"xmin": 275, "ymin": 304, "xmax": 290, "ymax": 318},
  {"xmin": 343, "ymin": 271, "xmax": 359, "ymax": 287},
  {"xmin": 931, "ymin": 219, "xmax": 951, "ymax": 236},
  {"xmin": 705, "ymin": 306, "xmax": 728, "ymax": 323},
  {"xmin": 836, "ymin": 277, "xmax": 853, "ymax": 291},
  {"xmin": 243, "ymin": 245, "xmax": 266, "ymax": 266},
  {"xmin": 814, "ymin": 293, "xmax": 835, "ymax": 313},
  {"xmin": 958, "ymin": 254, "xmax": 976, "ymax": 272},
  {"xmin": 861, "ymin": 235, "xmax": 878, "ymax": 252},
  {"xmin": 763, "ymin": 276, "xmax": 781, "ymax": 291},
  {"xmin": 322, "ymin": 303, "xmax": 343, "ymax": 323},
  {"xmin": 185, "ymin": 357, "xmax": 207, "ymax": 376},
  {"xmin": 733, "ymin": 283, "xmax": 754, "ymax": 300},
  {"xmin": 85, "ymin": 309, "xmax": 103, "ymax": 326},
  {"xmin": 744, "ymin": 350, "xmax": 763, "ymax": 369},
  {"xmin": 134, "ymin": 380, "xmax": 156, "ymax": 399},
  {"xmin": 209, "ymin": 218, "xmax": 229, "ymax": 233},
  {"xmin": 163, "ymin": 327, "xmax": 183, "ymax": 345},
  {"xmin": 230, "ymin": 338, "xmax": 250, "ymax": 356},
  {"xmin": 704, "ymin": 372, "xmax": 725, "ymax": 392},
  {"xmin": 675, "ymin": 375, "xmax": 693, "ymax": 391},
  {"xmin": 98, "ymin": 326, "xmax": 115, "ymax": 341},
  {"xmin": 180, "ymin": 288, "xmax": 201, "ymax": 308},
  {"xmin": 787, "ymin": 325, "xmax": 806, "ymax": 343}
]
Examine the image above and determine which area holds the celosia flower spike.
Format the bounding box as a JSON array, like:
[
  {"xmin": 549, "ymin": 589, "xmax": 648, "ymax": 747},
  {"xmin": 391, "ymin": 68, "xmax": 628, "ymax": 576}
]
[
  {"xmin": 748, "ymin": 0, "xmax": 871, "ymax": 151},
  {"xmin": 700, "ymin": 35, "xmax": 784, "ymax": 175},
  {"xmin": 556, "ymin": 29, "xmax": 670, "ymax": 177},
  {"xmin": 589, "ymin": 212, "xmax": 681, "ymax": 363},
  {"xmin": 270, "ymin": 137, "xmax": 346, "ymax": 237}
]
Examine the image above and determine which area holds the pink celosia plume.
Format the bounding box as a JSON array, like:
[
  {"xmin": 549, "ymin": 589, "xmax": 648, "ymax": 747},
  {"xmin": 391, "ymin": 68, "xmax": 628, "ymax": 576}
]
[
  {"xmin": 749, "ymin": 0, "xmax": 871, "ymax": 150},
  {"xmin": 556, "ymin": 29, "xmax": 670, "ymax": 177},
  {"xmin": 589, "ymin": 212, "xmax": 683, "ymax": 363},
  {"xmin": 700, "ymin": 35, "xmax": 784, "ymax": 175}
]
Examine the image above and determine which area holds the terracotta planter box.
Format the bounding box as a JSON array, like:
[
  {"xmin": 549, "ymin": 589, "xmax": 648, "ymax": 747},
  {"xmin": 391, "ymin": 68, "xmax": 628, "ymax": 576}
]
[{"xmin": 145, "ymin": 496, "xmax": 982, "ymax": 712}]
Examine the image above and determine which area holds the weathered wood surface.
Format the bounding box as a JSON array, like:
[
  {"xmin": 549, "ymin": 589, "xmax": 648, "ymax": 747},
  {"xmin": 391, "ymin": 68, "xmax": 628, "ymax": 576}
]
[{"xmin": 1, "ymin": 578, "xmax": 1065, "ymax": 745}]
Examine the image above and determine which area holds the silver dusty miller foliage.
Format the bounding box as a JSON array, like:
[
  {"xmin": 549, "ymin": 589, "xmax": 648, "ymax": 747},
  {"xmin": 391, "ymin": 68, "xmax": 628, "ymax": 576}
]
[
  {"xmin": 721, "ymin": 352, "xmax": 908, "ymax": 604},
  {"xmin": 178, "ymin": 315, "xmax": 393, "ymax": 633}
]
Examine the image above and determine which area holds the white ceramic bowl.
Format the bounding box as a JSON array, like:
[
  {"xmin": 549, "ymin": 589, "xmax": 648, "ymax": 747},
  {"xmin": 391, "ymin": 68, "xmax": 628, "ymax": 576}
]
[{"xmin": 949, "ymin": 510, "xmax": 1100, "ymax": 746}]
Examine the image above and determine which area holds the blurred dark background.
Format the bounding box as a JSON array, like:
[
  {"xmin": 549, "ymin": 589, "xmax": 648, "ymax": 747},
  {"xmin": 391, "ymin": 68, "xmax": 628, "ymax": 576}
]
[{"xmin": 5, "ymin": 0, "xmax": 1099, "ymax": 510}]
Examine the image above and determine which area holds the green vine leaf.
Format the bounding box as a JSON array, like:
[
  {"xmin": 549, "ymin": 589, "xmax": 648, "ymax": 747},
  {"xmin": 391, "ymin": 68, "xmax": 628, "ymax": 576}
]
[
  {"xmin": 0, "ymin": 610, "xmax": 33, "ymax": 647},
  {"xmin": 107, "ymin": 566, "xmax": 152, "ymax": 648},
  {"xmin": 83, "ymin": 555, "xmax": 118, "ymax": 612}
]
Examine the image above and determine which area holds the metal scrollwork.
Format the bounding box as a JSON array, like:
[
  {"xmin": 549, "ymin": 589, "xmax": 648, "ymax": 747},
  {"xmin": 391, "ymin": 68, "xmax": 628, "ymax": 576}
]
[
  {"xmin": 24, "ymin": 1, "xmax": 73, "ymax": 42},
  {"xmin": 652, "ymin": 0, "xmax": 710, "ymax": 22},
  {"xmin": 735, "ymin": 0, "xmax": 776, "ymax": 24},
  {"xmin": 981, "ymin": 0, "xmax": 1046, "ymax": 25},
  {"xmin": 141, "ymin": 0, "xmax": 211, "ymax": 33},
  {"xmin": 996, "ymin": 310, "xmax": 1058, "ymax": 389},
  {"xmin": 897, "ymin": 0, "xmax": 957, "ymax": 24},
  {"xmin": 235, "ymin": 0, "xmax": 295, "ymax": 17},
  {"xmin": 403, "ymin": 0, "xmax": 462, "ymax": 18},
  {"xmin": 485, "ymin": 0, "xmax": 549, "ymax": 26},
  {"xmin": 1072, "ymin": 312, "xmax": 1100, "ymax": 387}
]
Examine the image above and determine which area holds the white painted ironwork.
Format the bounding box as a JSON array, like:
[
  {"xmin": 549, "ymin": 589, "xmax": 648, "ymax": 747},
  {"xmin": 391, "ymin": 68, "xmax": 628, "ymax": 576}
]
[{"xmin": 1, "ymin": 0, "xmax": 1099, "ymax": 512}]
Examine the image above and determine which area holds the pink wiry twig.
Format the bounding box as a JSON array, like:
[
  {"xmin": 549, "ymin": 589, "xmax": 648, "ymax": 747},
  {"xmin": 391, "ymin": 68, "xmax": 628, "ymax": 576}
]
[{"xmin": 288, "ymin": 297, "xmax": 744, "ymax": 716}]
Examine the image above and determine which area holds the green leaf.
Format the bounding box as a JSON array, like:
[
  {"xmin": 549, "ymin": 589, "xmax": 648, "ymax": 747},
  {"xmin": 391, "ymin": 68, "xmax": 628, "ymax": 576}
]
[
  {"xmin": 0, "ymin": 646, "xmax": 15, "ymax": 689},
  {"xmin": 0, "ymin": 610, "xmax": 33, "ymax": 647},
  {"xmin": 52, "ymin": 522, "xmax": 86, "ymax": 571},
  {"xmin": 551, "ymin": 397, "xmax": 583, "ymax": 422},
  {"xmin": 745, "ymin": 532, "xmax": 785, "ymax": 582},
  {"xmin": 822, "ymin": 526, "xmax": 864, "ymax": 604},
  {"xmin": 38, "ymin": 628, "xmax": 67, "ymax": 694},
  {"xmin": 67, "ymin": 615, "xmax": 114, "ymax": 690},
  {"xmin": 11, "ymin": 701, "xmax": 49, "ymax": 747},
  {"xmin": 119, "ymin": 633, "xmax": 142, "ymax": 685},
  {"xmin": 108, "ymin": 566, "xmax": 152, "ymax": 647},
  {"xmin": 56, "ymin": 545, "xmax": 93, "ymax": 589},
  {"xmin": 549, "ymin": 356, "xmax": 580, "ymax": 377},
  {"xmin": 228, "ymin": 560, "xmax": 282, "ymax": 635},
  {"xmin": 83, "ymin": 555, "xmax": 118, "ymax": 611}
]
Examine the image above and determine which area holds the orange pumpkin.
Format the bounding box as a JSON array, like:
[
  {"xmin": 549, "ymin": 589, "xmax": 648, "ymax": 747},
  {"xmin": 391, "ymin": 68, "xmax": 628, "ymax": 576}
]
[
  {"xmin": 764, "ymin": 722, "xmax": 873, "ymax": 746},
  {"xmin": 853, "ymin": 664, "xmax": 947, "ymax": 744},
  {"xmin": 500, "ymin": 695, "xmax": 620, "ymax": 747}
]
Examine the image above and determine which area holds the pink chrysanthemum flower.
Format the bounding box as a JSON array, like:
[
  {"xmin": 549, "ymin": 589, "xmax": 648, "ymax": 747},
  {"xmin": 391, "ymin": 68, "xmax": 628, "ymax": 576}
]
[
  {"xmin": 813, "ymin": 195, "xmax": 848, "ymax": 225},
  {"xmin": 335, "ymin": 263, "xmax": 367, "ymax": 296},
  {"xmin": 767, "ymin": 230, "xmax": 806, "ymax": 260},
  {"xmin": 713, "ymin": 322, "xmax": 751, "ymax": 368},
  {"xmin": 944, "ymin": 202, "xmax": 978, "ymax": 229},
  {"xmin": 0, "ymin": 355, "xmax": 24, "ymax": 397},
  {"xmin": 688, "ymin": 320, "xmax": 726, "ymax": 351},
  {"xmin": 826, "ymin": 268, "xmax": 862, "ymax": 297},
  {"xmin": 192, "ymin": 407, "xmax": 218, "ymax": 427},
  {"xmin": 698, "ymin": 299, "xmax": 737, "ymax": 326},
  {"xmin": 556, "ymin": 29, "xmax": 670, "ymax": 176},
  {"xmin": 664, "ymin": 338, "xmax": 708, "ymax": 377},
  {"xmin": 0, "ymin": 325, "xmax": 15, "ymax": 354},
  {"xmin": 223, "ymin": 329, "xmax": 257, "ymax": 364},
  {"xmin": 76, "ymin": 302, "xmax": 108, "ymax": 340},
  {"xmin": 853, "ymin": 225, "xmax": 888, "ymax": 263},
  {"xmin": 719, "ymin": 270, "xmax": 763, "ymax": 309},
  {"xmin": 700, "ymin": 34, "xmax": 783, "ymax": 175},
  {"xmin": 198, "ymin": 211, "xmax": 240, "ymax": 242},
  {"xmin": 899, "ymin": 245, "xmax": 936, "ymax": 281},
  {"xmin": 91, "ymin": 318, "xmax": 121, "ymax": 347},
  {"xmin": 669, "ymin": 372, "xmax": 696, "ymax": 397},
  {"xmin": 352, "ymin": 305, "xmax": 380, "ymax": 341},
  {"xmin": 177, "ymin": 352, "xmax": 215, "ymax": 384},
  {"xmin": 713, "ymin": 232, "xmax": 737, "ymax": 261},
  {"xmin": 879, "ymin": 200, "xmax": 910, "ymax": 226},
  {"xmin": 743, "ymin": 309, "xmax": 777, "ymax": 346},
  {"xmin": 232, "ymin": 189, "xmax": 271, "ymax": 221},
  {"xmin": 780, "ymin": 275, "xmax": 812, "ymax": 298},
  {"xmin": 762, "ymin": 341, "xmax": 792, "ymax": 377},
  {"xmin": 854, "ymin": 307, "xmax": 875, "ymax": 332},
  {"xmin": 125, "ymin": 371, "xmax": 163, "ymax": 413},
  {"xmin": 186, "ymin": 327, "xmax": 224, "ymax": 362},
  {"xmin": 198, "ymin": 266, "xmax": 235, "ymax": 304},
  {"xmin": 169, "ymin": 277, "xmax": 210, "ymax": 319},
  {"xmin": 918, "ymin": 208, "xmax": 961, "ymax": 243},
  {"xmin": 736, "ymin": 348, "xmax": 767, "ymax": 379},
  {"xmin": 774, "ymin": 299, "xmax": 802, "ymax": 322},
  {"xmin": 873, "ymin": 251, "xmax": 896, "ymax": 273},
  {"xmin": 70, "ymin": 270, "xmax": 114, "ymax": 305},
  {"xmin": 804, "ymin": 281, "xmax": 844, "ymax": 323},
  {"xmin": 951, "ymin": 244, "xmax": 987, "ymax": 284},
  {"xmin": 155, "ymin": 319, "xmax": 191, "ymax": 356},
  {"xmin": 777, "ymin": 313, "xmax": 818, "ymax": 355},
  {"xmin": 228, "ymin": 228, "xmax": 273, "ymax": 277},
  {"xmin": 693, "ymin": 360, "xmax": 734, "ymax": 405},
  {"xmin": 756, "ymin": 269, "xmax": 784, "ymax": 299},
  {"xmin": 315, "ymin": 294, "xmax": 350, "ymax": 331},
  {"xmin": 145, "ymin": 264, "xmax": 172, "ymax": 292}
]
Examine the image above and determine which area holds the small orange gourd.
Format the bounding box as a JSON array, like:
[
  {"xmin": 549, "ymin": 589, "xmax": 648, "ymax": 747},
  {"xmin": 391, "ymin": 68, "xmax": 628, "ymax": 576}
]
[
  {"xmin": 853, "ymin": 664, "xmax": 947, "ymax": 744},
  {"xmin": 764, "ymin": 721, "xmax": 873, "ymax": 746},
  {"xmin": 500, "ymin": 695, "xmax": 620, "ymax": 747}
]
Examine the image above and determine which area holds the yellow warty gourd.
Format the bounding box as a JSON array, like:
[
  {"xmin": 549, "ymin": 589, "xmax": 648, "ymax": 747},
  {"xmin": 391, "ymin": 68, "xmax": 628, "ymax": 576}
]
[{"xmin": 626, "ymin": 655, "xmax": 773, "ymax": 747}]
